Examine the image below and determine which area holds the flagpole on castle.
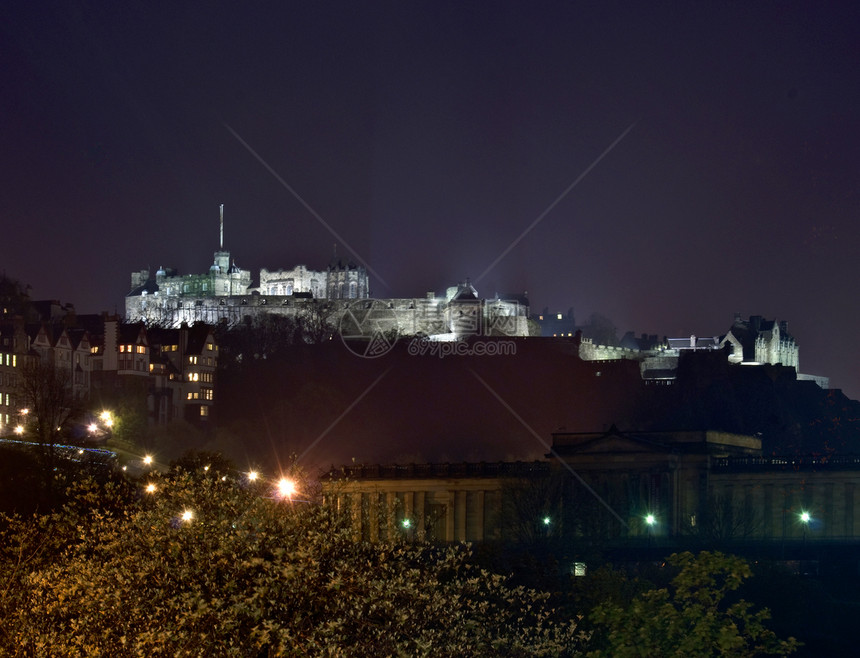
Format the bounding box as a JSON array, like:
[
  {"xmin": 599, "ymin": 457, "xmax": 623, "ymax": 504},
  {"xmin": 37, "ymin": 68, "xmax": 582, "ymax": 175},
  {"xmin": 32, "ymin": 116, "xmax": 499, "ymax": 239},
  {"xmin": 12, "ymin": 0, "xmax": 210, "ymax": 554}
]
[{"xmin": 219, "ymin": 204, "xmax": 224, "ymax": 250}]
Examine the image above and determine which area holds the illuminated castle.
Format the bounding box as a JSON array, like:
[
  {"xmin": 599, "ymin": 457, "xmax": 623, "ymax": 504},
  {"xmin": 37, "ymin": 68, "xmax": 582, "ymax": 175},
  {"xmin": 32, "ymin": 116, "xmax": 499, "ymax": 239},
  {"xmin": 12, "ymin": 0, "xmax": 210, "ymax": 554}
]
[{"xmin": 125, "ymin": 207, "xmax": 529, "ymax": 338}]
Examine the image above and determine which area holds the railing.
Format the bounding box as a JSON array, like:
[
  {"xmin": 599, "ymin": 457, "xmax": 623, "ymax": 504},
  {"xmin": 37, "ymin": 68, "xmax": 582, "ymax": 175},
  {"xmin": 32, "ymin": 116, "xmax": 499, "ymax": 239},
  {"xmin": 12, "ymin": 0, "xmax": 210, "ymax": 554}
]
[
  {"xmin": 712, "ymin": 454, "xmax": 860, "ymax": 471},
  {"xmin": 326, "ymin": 460, "xmax": 549, "ymax": 480}
]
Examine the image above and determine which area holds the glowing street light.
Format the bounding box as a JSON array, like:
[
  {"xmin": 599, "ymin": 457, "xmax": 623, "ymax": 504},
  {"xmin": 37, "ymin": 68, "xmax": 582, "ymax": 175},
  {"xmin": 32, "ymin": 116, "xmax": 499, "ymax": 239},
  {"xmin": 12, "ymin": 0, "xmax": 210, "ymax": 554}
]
[
  {"xmin": 542, "ymin": 516, "xmax": 552, "ymax": 526},
  {"xmin": 88, "ymin": 423, "xmax": 99, "ymax": 433},
  {"xmin": 145, "ymin": 483, "xmax": 157, "ymax": 494},
  {"xmin": 100, "ymin": 411, "xmax": 113, "ymax": 427},
  {"xmin": 276, "ymin": 477, "xmax": 297, "ymax": 500},
  {"xmin": 645, "ymin": 514, "xmax": 657, "ymax": 551},
  {"xmin": 247, "ymin": 470, "xmax": 259, "ymax": 482},
  {"xmin": 402, "ymin": 518, "xmax": 412, "ymax": 529},
  {"xmin": 800, "ymin": 511, "xmax": 811, "ymax": 524},
  {"xmin": 181, "ymin": 509, "xmax": 193, "ymax": 523},
  {"xmin": 14, "ymin": 425, "xmax": 23, "ymax": 435},
  {"xmin": 143, "ymin": 455, "xmax": 153, "ymax": 466}
]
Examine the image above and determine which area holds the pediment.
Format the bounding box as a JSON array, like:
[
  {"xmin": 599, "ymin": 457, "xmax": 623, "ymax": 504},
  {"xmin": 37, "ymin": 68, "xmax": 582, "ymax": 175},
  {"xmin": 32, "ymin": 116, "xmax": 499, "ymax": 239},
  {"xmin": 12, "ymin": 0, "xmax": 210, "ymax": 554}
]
[{"xmin": 565, "ymin": 432, "xmax": 668, "ymax": 455}]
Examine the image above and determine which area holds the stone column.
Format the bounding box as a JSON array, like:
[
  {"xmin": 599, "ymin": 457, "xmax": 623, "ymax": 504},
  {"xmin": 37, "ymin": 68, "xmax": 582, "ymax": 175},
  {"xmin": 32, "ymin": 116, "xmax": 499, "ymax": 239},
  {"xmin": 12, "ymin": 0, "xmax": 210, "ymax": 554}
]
[
  {"xmin": 416, "ymin": 491, "xmax": 426, "ymax": 541},
  {"xmin": 474, "ymin": 491, "xmax": 485, "ymax": 541},
  {"xmin": 456, "ymin": 490, "xmax": 466, "ymax": 542},
  {"xmin": 446, "ymin": 491, "xmax": 455, "ymax": 542},
  {"xmin": 386, "ymin": 492, "xmax": 396, "ymax": 541},
  {"xmin": 351, "ymin": 493, "xmax": 363, "ymax": 542},
  {"xmin": 369, "ymin": 493, "xmax": 379, "ymax": 542},
  {"xmin": 404, "ymin": 492, "xmax": 415, "ymax": 541}
]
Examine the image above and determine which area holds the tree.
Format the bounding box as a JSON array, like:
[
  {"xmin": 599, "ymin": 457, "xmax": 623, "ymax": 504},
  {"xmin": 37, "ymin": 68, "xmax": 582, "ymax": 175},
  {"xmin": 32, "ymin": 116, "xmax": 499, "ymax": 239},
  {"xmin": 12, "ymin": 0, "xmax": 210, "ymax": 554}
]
[
  {"xmin": 587, "ymin": 551, "xmax": 799, "ymax": 657},
  {"xmin": 18, "ymin": 359, "xmax": 84, "ymax": 492},
  {"xmin": 0, "ymin": 473, "xmax": 589, "ymax": 656},
  {"xmin": 682, "ymin": 492, "xmax": 762, "ymax": 547},
  {"xmin": 296, "ymin": 301, "xmax": 335, "ymax": 344}
]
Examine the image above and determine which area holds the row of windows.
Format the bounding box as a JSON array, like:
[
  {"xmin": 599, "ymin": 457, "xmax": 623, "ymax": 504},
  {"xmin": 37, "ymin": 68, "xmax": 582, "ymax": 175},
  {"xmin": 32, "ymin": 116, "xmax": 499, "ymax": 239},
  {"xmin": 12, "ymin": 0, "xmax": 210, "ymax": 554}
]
[
  {"xmin": 186, "ymin": 372, "xmax": 214, "ymax": 383},
  {"xmin": 119, "ymin": 345, "xmax": 147, "ymax": 354},
  {"xmin": 0, "ymin": 354, "xmax": 17, "ymax": 367},
  {"xmin": 187, "ymin": 389, "xmax": 214, "ymax": 401}
]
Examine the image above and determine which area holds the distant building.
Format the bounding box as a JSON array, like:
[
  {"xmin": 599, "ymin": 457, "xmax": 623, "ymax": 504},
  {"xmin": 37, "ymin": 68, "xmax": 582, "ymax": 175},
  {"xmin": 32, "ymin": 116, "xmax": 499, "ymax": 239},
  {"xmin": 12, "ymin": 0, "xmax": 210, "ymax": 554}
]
[
  {"xmin": 0, "ymin": 308, "xmax": 219, "ymax": 435},
  {"xmin": 531, "ymin": 308, "xmax": 576, "ymax": 337},
  {"xmin": 570, "ymin": 314, "xmax": 827, "ymax": 389},
  {"xmin": 326, "ymin": 427, "xmax": 860, "ymax": 562},
  {"xmin": 124, "ymin": 209, "xmax": 530, "ymax": 339},
  {"xmin": 719, "ymin": 314, "xmax": 799, "ymax": 368}
]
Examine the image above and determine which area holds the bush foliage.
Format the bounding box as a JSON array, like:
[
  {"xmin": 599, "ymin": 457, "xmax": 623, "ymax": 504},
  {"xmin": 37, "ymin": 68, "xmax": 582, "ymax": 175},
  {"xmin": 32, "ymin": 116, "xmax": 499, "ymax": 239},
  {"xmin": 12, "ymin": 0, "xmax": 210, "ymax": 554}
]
[
  {"xmin": 586, "ymin": 551, "xmax": 799, "ymax": 657},
  {"xmin": 0, "ymin": 473, "xmax": 587, "ymax": 656}
]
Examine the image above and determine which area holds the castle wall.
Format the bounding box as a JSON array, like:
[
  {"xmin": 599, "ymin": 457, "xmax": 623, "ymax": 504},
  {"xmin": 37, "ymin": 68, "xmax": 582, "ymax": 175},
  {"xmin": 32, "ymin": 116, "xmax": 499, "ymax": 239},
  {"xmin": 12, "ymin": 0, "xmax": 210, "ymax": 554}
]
[{"xmin": 125, "ymin": 293, "xmax": 530, "ymax": 338}]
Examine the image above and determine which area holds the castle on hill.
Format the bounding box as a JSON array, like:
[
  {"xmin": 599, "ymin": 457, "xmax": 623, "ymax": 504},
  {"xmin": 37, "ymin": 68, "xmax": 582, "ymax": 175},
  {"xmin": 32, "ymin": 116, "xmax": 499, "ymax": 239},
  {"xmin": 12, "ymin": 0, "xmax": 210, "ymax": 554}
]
[{"xmin": 124, "ymin": 208, "xmax": 530, "ymax": 338}]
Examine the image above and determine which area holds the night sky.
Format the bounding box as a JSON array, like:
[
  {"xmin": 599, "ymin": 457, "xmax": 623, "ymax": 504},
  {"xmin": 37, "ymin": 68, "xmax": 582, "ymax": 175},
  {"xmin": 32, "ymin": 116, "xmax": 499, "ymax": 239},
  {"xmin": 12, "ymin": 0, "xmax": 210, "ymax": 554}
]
[{"xmin": 2, "ymin": 2, "xmax": 859, "ymax": 397}]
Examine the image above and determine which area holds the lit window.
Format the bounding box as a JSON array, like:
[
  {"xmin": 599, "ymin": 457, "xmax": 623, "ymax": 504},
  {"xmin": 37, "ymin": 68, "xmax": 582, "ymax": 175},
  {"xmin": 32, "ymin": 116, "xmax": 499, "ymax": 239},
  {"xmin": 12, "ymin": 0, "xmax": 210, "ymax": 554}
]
[
  {"xmin": 557, "ymin": 313, "xmax": 562, "ymax": 320},
  {"xmin": 189, "ymin": 356, "xmax": 198, "ymax": 364},
  {"xmin": 200, "ymin": 406, "xmax": 209, "ymax": 417},
  {"xmin": 136, "ymin": 345, "xmax": 145, "ymax": 354},
  {"xmin": 207, "ymin": 343, "xmax": 214, "ymax": 351},
  {"xmin": 189, "ymin": 372, "xmax": 199, "ymax": 382},
  {"xmin": 120, "ymin": 345, "xmax": 125, "ymax": 353}
]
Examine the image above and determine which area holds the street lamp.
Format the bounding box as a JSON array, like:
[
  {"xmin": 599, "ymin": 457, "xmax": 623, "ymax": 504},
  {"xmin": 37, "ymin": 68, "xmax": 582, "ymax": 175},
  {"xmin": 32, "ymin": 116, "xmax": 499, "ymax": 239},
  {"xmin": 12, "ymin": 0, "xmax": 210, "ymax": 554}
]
[
  {"xmin": 276, "ymin": 477, "xmax": 297, "ymax": 500},
  {"xmin": 645, "ymin": 514, "xmax": 657, "ymax": 552},
  {"xmin": 799, "ymin": 511, "xmax": 812, "ymax": 556}
]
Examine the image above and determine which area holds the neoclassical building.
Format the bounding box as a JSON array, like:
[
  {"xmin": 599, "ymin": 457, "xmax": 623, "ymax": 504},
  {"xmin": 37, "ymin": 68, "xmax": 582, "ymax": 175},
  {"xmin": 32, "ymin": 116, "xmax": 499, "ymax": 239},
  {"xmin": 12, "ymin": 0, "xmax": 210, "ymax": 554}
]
[{"xmin": 325, "ymin": 427, "xmax": 860, "ymax": 565}]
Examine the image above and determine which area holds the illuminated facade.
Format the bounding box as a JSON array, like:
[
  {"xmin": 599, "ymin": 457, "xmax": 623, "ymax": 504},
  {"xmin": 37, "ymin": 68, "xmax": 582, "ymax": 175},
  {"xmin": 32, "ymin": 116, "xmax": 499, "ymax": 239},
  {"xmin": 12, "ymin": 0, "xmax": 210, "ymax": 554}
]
[{"xmin": 126, "ymin": 251, "xmax": 530, "ymax": 338}]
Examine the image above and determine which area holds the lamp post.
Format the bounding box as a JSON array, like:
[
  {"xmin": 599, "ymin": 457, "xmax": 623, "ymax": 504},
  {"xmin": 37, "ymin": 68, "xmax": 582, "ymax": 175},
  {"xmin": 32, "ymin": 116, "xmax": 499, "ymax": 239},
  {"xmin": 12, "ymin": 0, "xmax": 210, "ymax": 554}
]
[
  {"xmin": 799, "ymin": 511, "xmax": 811, "ymax": 558},
  {"xmin": 645, "ymin": 514, "xmax": 656, "ymax": 553}
]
